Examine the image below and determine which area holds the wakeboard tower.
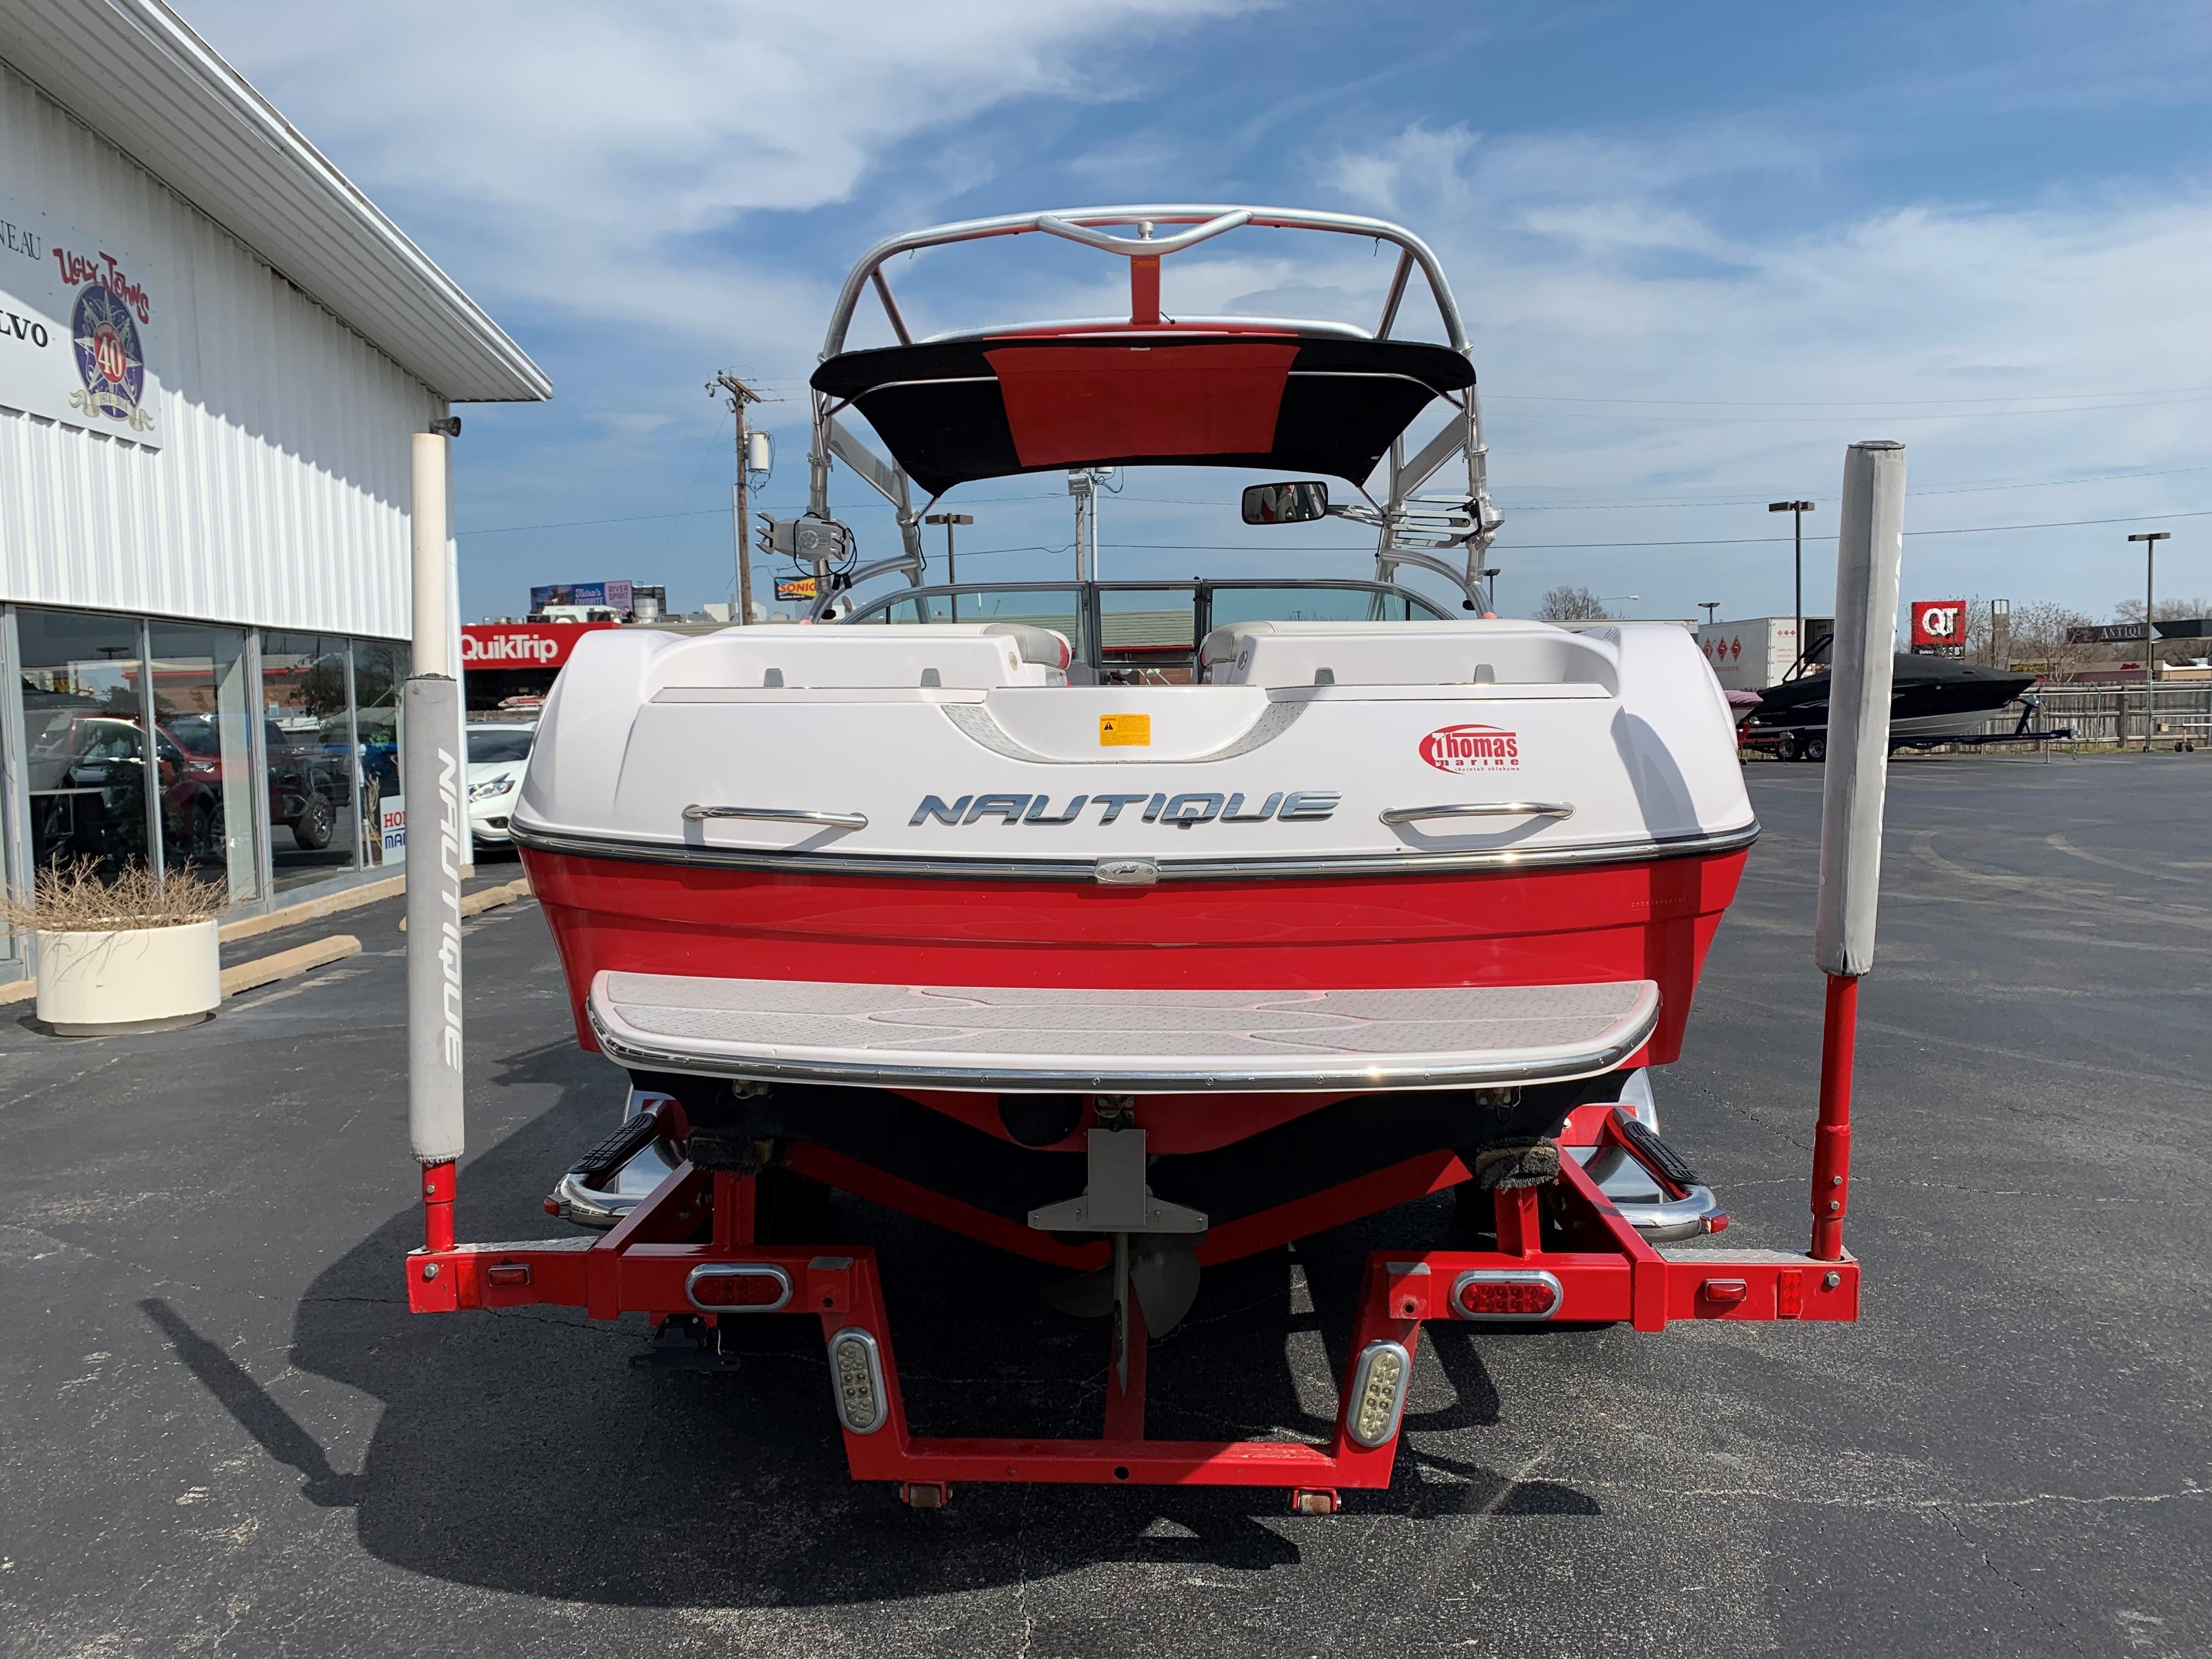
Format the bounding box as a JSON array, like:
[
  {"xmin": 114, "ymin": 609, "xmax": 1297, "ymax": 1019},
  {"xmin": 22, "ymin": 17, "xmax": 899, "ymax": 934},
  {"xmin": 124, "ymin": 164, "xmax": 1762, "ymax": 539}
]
[{"xmin": 402, "ymin": 207, "xmax": 1896, "ymax": 1512}]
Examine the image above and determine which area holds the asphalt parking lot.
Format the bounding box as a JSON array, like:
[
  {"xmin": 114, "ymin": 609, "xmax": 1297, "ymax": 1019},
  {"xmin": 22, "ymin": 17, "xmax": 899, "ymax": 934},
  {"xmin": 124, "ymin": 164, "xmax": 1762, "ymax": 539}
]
[{"xmin": 3, "ymin": 755, "xmax": 2208, "ymax": 1658}]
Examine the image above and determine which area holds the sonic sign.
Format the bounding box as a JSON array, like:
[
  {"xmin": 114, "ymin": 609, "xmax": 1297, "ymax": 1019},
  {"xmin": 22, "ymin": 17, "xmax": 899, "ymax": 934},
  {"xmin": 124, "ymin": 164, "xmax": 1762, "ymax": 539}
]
[{"xmin": 1910, "ymin": 599, "xmax": 1967, "ymax": 656}]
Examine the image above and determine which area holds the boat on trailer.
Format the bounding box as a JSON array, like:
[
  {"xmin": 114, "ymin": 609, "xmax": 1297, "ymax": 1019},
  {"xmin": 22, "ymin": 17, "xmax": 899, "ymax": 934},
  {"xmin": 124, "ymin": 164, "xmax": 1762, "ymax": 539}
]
[{"xmin": 405, "ymin": 206, "xmax": 1888, "ymax": 1512}]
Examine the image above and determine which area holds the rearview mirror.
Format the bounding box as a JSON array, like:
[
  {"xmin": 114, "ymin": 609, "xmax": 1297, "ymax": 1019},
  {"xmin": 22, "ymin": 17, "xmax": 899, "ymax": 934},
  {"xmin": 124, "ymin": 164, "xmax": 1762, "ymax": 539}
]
[{"xmin": 1241, "ymin": 481, "xmax": 1329, "ymax": 526}]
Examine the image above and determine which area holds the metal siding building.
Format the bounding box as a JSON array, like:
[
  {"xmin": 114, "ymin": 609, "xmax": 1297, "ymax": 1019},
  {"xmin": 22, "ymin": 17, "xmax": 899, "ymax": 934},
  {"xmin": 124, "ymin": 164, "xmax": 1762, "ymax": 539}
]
[
  {"xmin": 0, "ymin": 2, "xmax": 548, "ymax": 968},
  {"xmin": 1, "ymin": 58, "xmax": 435, "ymax": 636}
]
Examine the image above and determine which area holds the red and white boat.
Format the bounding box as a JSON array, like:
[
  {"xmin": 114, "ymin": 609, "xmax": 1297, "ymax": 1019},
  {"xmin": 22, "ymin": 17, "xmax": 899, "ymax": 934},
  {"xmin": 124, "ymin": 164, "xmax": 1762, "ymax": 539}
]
[{"xmin": 410, "ymin": 207, "xmax": 1877, "ymax": 1510}]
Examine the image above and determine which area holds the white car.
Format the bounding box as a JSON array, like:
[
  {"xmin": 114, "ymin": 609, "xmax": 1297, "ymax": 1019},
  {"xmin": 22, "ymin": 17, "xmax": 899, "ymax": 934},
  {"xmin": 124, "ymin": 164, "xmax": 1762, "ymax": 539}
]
[{"xmin": 466, "ymin": 722, "xmax": 537, "ymax": 845}]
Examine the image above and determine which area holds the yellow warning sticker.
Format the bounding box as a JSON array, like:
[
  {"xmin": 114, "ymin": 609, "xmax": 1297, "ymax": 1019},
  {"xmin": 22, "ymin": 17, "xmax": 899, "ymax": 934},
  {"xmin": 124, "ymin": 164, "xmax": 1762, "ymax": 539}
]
[{"xmin": 1098, "ymin": 713, "xmax": 1152, "ymax": 747}]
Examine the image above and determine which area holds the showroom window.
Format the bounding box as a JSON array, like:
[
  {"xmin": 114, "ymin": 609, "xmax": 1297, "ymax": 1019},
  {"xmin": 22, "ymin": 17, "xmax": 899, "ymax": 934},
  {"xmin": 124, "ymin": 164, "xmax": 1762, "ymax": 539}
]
[
  {"xmin": 16, "ymin": 608, "xmax": 155, "ymax": 890},
  {"xmin": 260, "ymin": 631, "xmax": 360, "ymax": 893},
  {"xmin": 5, "ymin": 611, "xmax": 420, "ymax": 939},
  {"xmin": 352, "ymin": 639, "xmax": 410, "ymax": 870}
]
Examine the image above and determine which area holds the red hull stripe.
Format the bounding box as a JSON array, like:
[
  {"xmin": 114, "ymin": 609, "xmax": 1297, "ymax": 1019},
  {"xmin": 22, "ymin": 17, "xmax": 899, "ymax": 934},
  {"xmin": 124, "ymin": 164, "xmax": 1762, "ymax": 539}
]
[{"xmin": 520, "ymin": 848, "xmax": 1745, "ymax": 1067}]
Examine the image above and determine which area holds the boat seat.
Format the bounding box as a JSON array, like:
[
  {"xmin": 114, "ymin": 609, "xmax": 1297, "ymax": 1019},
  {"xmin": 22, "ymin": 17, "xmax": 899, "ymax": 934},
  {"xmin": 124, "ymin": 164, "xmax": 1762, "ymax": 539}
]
[
  {"xmin": 587, "ymin": 971, "xmax": 1660, "ymax": 1093},
  {"xmin": 1201, "ymin": 619, "xmax": 1619, "ymax": 693},
  {"xmin": 647, "ymin": 623, "xmax": 1071, "ymax": 692}
]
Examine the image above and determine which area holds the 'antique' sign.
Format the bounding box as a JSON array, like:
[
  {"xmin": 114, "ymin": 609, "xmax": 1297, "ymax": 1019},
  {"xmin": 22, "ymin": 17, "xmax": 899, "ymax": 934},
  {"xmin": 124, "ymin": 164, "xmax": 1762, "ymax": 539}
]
[{"xmin": 0, "ymin": 190, "xmax": 163, "ymax": 447}]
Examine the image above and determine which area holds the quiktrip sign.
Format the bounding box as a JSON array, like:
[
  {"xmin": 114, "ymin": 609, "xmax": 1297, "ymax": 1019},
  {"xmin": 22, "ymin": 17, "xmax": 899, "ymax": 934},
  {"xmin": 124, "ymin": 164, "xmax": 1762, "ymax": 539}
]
[
  {"xmin": 0, "ymin": 190, "xmax": 162, "ymax": 445},
  {"xmin": 1910, "ymin": 599, "xmax": 1967, "ymax": 654},
  {"xmin": 461, "ymin": 622, "xmax": 617, "ymax": 670}
]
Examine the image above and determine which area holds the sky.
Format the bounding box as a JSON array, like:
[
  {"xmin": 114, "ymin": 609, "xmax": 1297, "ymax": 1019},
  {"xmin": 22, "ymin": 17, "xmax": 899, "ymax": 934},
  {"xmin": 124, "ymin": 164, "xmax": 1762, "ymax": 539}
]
[{"xmin": 184, "ymin": 0, "xmax": 2212, "ymax": 626}]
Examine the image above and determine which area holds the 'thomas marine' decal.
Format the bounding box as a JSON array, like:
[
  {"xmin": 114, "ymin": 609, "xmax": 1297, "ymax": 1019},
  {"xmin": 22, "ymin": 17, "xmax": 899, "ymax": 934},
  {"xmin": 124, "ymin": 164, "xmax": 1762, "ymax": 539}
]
[
  {"xmin": 911, "ymin": 792, "xmax": 1339, "ymax": 827},
  {"xmin": 1420, "ymin": 724, "xmax": 1520, "ymax": 772}
]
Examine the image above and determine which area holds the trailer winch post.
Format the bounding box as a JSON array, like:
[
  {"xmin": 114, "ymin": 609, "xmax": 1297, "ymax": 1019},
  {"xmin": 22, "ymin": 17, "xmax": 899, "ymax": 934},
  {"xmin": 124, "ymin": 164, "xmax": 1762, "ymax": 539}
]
[
  {"xmin": 1809, "ymin": 439, "xmax": 1905, "ymax": 1261},
  {"xmin": 405, "ymin": 429, "xmax": 467, "ymax": 1259}
]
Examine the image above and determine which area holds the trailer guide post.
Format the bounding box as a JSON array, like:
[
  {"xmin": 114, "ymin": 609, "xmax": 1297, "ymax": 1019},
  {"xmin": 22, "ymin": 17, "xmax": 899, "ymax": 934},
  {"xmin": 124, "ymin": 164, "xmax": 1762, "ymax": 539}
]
[
  {"xmin": 1810, "ymin": 441, "xmax": 1905, "ymax": 1261},
  {"xmin": 404, "ymin": 428, "xmax": 467, "ymax": 1304}
]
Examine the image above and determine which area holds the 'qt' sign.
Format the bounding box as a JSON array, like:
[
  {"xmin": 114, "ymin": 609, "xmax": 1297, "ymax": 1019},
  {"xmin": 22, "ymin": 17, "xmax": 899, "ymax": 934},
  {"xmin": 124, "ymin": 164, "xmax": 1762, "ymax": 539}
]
[{"xmin": 1910, "ymin": 600, "xmax": 1967, "ymax": 651}]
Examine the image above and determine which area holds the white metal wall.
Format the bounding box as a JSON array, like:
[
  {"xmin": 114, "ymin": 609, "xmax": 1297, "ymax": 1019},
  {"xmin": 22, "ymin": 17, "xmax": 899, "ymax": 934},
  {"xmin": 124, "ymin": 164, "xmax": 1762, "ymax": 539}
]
[{"xmin": 0, "ymin": 60, "xmax": 440, "ymax": 640}]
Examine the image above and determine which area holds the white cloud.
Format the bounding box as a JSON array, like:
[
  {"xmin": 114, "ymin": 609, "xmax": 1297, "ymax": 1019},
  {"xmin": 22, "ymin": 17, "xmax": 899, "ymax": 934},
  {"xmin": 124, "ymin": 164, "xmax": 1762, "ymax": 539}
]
[
  {"xmin": 186, "ymin": 0, "xmax": 1255, "ymax": 326},
  {"xmin": 1317, "ymin": 122, "xmax": 2212, "ymax": 617}
]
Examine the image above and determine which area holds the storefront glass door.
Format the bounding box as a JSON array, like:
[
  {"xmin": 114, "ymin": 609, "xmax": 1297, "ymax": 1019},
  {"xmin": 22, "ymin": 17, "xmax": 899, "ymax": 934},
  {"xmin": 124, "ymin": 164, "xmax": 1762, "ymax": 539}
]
[
  {"xmin": 260, "ymin": 632, "xmax": 359, "ymax": 892},
  {"xmin": 148, "ymin": 623, "xmax": 261, "ymax": 902}
]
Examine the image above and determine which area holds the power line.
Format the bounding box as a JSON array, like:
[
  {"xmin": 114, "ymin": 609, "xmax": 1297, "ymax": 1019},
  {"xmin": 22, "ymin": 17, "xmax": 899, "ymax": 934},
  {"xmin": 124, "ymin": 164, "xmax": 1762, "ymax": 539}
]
[
  {"xmin": 1494, "ymin": 465, "xmax": 2212, "ymax": 512},
  {"xmin": 1082, "ymin": 507, "xmax": 2212, "ymax": 556},
  {"xmin": 956, "ymin": 463, "xmax": 2212, "ymax": 515},
  {"xmin": 457, "ymin": 489, "xmax": 2212, "ymax": 546},
  {"xmin": 1491, "ymin": 397, "xmax": 2212, "ymax": 425},
  {"xmin": 1485, "ymin": 384, "xmax": 2212, "ymax": 409},
  {"xmin": 1487, "ymin": 506, "xmax": 2212, "ymax": 551},
  {"xmin": 461, "ymin": 507, "xmax": 727, "ymax": 538}
]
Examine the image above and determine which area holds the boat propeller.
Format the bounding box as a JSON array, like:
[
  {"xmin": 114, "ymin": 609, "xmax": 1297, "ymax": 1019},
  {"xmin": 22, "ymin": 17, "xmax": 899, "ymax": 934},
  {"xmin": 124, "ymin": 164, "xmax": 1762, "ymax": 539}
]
[{"xmin": 1042, "ymin": 1231, "xmax": 1203, "ymax": 1338}]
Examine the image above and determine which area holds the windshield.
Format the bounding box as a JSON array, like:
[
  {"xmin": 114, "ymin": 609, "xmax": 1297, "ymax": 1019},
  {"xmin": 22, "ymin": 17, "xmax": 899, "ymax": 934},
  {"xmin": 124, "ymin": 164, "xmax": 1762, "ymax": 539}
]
[
  {"xmin": 1208, "ymin": 585, "xmax": 1434, "ymax": 627},
  {"xmin": 468, "ymin": 727, "xmax": 535, "ymax": 765}
]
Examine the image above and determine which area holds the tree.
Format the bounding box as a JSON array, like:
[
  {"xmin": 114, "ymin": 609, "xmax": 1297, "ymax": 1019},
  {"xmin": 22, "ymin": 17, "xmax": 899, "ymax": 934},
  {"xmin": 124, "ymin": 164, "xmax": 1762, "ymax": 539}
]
[
  {"xmin": 2003, "ymin": 601, "xmax": 2100, "ymax": 682},
  {"xmin": 1536, "ymin": 585, "xmax": 1610, "ymax": 622}
]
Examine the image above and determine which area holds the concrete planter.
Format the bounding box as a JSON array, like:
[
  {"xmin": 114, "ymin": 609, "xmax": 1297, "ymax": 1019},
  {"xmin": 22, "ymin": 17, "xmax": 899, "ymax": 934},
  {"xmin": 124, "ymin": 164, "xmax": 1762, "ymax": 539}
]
[{"xmin": 36, "ymin": 919, "xmax": 221, "ymax": 1036}]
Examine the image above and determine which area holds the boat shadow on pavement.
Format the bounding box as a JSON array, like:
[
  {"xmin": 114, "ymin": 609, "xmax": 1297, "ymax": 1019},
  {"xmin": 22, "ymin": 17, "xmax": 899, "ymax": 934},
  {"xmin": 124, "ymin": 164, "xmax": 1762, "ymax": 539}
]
[{"xmin": 151, "ymin": 1037, "xmax": 1601, "ymax": 1606}]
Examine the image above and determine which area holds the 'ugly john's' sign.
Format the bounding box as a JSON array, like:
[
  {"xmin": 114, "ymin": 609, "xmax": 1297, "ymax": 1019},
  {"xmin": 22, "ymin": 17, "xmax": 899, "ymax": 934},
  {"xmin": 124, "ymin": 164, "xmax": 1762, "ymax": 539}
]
[{"xmin": 0, "ymin": 190, "xmax": 162, "ymax": 445}]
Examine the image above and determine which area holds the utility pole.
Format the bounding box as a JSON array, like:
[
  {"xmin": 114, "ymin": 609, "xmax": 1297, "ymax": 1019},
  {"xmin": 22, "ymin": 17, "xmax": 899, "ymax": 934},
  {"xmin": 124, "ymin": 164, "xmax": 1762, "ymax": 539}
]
[
  {"xmin": 1067, "ymin": 467, "xmax": 1113, "ymax": 580},
  {"xmin": 712, "ymin": 372, "xmax": 765, "ymax": 625},
  {"xmin": 1769, "ymin": 500, "xmax": 1817, "ymax": 668},
  {"xmin": 1068, "ymin": 469, "xmax": 1094, "ymax": 581},
  {"xmin": 2128, "ymin": 531, "xmax": 2170, "ymax": 753}
]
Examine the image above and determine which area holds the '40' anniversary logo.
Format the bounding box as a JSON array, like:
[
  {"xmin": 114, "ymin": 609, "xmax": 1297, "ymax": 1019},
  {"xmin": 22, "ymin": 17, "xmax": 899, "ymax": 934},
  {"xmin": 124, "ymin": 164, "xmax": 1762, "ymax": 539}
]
[{"xmin": 61, "ymin": 251, "xmax": 154, "ymax": 435}]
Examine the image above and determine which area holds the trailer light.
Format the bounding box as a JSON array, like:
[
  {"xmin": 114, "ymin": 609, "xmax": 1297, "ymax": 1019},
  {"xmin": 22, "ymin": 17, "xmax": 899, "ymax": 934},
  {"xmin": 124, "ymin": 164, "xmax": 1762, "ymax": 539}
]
[
  {"xmin": 486, "ymin": 1263, "xmax": 531, "ymax": 1288},
  {"xmin": 828, "ymin": 1328, "xmax": 888, "ymax": 1435},
  {"xmin": 1700, "ymin": 1278, "xmax": 1750, "ymax": 1306},
  {"xmin": 1345, "ymin": 1340, "xmax": 1412, "ymax": 1448},
  {"xmin": 685, "ymin": 1263, "xmax": 793, "ymax": 1313},
  {"xmin": 1450, "ymin": 1269, "xmax": 1562, "ymax": 1321}
]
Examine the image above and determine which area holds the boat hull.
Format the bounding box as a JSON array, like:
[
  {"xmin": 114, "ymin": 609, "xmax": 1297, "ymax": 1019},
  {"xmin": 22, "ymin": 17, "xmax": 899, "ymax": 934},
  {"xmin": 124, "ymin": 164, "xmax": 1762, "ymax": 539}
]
[{"xmin": 520, "ymin": 843, "xmax": 1748, "ymax": 1079}]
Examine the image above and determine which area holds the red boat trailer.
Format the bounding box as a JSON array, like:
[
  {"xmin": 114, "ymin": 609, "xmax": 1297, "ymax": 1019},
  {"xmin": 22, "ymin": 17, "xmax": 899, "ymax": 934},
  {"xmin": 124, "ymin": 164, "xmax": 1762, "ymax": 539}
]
[
  {"xmin": 395, "ymin": 407, "xmax": 1903, "ymax": 1510},
  {"xmin": 404, "ymin": 1064, "xmax": 1863, "ymax": 1510}
]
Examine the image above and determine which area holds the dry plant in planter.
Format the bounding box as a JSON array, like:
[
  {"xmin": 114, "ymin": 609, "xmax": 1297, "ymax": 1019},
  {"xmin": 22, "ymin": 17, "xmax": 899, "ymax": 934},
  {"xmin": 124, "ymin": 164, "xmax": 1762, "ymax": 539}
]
[{"xmin": 4, "ymin": 860, "xmax": 228, "ymax": 1036}]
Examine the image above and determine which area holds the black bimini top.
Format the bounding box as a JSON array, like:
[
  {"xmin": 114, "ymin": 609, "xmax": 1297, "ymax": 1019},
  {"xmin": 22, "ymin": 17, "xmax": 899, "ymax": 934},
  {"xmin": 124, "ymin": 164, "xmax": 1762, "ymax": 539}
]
[{"xmin": 810, "ymin": 330, "xmax": 1475, "ymax": 497}]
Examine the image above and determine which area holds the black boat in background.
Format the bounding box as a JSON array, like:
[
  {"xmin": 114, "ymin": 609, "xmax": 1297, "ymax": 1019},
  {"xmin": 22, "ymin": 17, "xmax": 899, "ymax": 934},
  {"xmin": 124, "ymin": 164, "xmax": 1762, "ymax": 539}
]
[{"xmin": 1739, "ymin": 634, "xmax": 2039, "ymax": 761}]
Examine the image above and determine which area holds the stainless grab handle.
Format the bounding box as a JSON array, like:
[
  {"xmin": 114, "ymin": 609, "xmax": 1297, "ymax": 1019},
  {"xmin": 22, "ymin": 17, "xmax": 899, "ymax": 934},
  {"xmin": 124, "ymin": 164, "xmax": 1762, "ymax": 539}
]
[
  {"xmin": 683, "ymin": 805, "xmax": 870, "ymax": 830},
  {"xmin": 1378, "ymin": 802, "xmax": 1575, "ymax": 827}
]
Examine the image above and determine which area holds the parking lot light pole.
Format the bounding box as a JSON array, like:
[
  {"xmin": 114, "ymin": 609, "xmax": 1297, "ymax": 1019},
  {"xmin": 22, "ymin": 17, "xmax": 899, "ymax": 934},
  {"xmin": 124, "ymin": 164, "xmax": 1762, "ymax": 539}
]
[
  {"xmin": 1770, "ymin": 500, "xmax": 1816, "ymax": 667},
  {"xmin": 923, "ymin": 513, "xmax": 973, "ymax": 586},
  {"xmin": 2128, "ymin": 532, "xmax": 2170, "ymax": 753},
  {"xmin": 924, "ymin": 512, "xmax": 973, "ymax": 620}
]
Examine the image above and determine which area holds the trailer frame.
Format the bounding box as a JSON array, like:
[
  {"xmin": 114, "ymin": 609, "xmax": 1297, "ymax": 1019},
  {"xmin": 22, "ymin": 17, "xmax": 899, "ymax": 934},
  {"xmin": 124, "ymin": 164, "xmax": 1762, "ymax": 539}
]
[{"xmin": 407, "ymin": 1091, "xmax": 1859, "ymax": 1510}]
